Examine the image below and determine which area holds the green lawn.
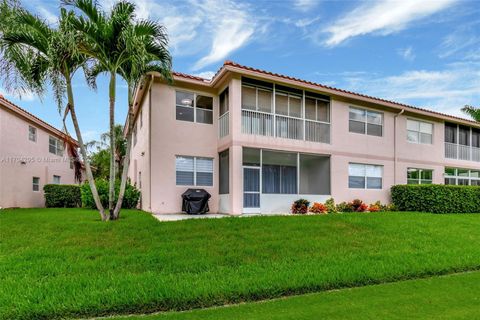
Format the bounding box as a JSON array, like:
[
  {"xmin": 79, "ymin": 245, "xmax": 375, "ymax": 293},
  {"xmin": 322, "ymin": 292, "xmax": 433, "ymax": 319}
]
[
  {"xmin": 114, "ymin": 271, "xmax": 480, "ymax": 320},
  {"xmin": 2, "ymin": 209, "xmax": 480, "ymax": 319}
]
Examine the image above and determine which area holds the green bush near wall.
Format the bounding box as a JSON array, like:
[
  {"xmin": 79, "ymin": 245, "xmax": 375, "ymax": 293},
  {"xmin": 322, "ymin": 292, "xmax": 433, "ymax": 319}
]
[
  {"xmin": 44, "ymin": 184, "xmax": 82, "ymax": 208},
  {"xmin": 391, "ymin": 184, "xmax": 480, "ymax": 214},
  {"xmin": 80, "ymin": 179, "xmax": 141, "ymax": 209}
]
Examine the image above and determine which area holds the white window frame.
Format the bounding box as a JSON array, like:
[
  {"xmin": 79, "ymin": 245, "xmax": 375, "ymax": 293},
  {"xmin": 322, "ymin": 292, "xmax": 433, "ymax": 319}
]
[
  {"xmin": 407, "ymin": 168, "xmax": 433, "ymax": 184},
  {"xmin": 32, "ymin": 177, "xmax": 40, "ymax": 192},
  {"xmin": 349, "ymin": 106, "xmax": 384, "ymax": 137},
  {"xmin": 348, "ymin": 163, "xmax": 383, "ymax": 189},
  {"xmin": 175, "ymin": 155, "xmax": 214, "ymax": 187},
  {"xmin": 407, "ymin": 118, "xmax": 433, "ymax": 144},
  {"xmin": 53, "ymin": 175, "xmax": 61, "ymax": 184},
  {"xmin": 49, "ymin": 136, "xmax": 64, "ymax": 156},
  {"xmin": 175, "ymin": 90, "xmax": 213, "ymax": 125},
  {"xmin": 29, "ymin": 126, "xmax": 37, "ymax": 142},
  {"xmin": 444, "ymin": 167, "xmax": 480, "ymax": 185}
]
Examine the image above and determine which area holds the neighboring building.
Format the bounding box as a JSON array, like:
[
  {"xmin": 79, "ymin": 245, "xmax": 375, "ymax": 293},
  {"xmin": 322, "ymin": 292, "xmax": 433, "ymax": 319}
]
[
  {"xmin": 128, "ymin": 61, "xmax": 480, "ymax": 215},
  {"xmin": 0, "ymin": 95, "xmax": 78, "ymax": 208}
]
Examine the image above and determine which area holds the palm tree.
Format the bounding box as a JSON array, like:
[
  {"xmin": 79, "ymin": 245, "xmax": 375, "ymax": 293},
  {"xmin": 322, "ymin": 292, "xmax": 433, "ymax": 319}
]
[
  {"xmin": 64, "ymin": 0, "xmax": 139, "ymax": 219},
  {"xmin": 462, "ymin": 105, "xmax": 480, "ymax": 122},
  {"xmin": 0, "ymin": 2, "xmax": 107, "ymax": 220},
  {"xmin": 66, "ymin": 0, "xmax": 172, "ymax": 219},
  {"xmin": 112, "ymin": 20, "xmax": 172, "ymax": 218}
]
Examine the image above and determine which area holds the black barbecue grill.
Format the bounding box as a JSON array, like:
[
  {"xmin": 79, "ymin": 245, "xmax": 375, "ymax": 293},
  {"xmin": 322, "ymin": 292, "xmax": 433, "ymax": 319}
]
[{"xmin": 181, "ymin": 189, "xmax": 211, "ymax": 214}]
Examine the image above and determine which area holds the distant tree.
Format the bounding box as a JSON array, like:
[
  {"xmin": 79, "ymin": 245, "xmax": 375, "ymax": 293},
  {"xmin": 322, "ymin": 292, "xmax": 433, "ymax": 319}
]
[{"xmin": 462, "ymin": 105, "xmax": 480, "ymax": 122}]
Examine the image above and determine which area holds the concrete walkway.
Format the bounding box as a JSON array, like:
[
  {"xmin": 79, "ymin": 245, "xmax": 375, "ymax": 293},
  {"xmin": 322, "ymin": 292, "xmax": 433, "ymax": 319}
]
[{"xmin": 152, "ymin": 212, "xmax": 291, "ymax": 222}]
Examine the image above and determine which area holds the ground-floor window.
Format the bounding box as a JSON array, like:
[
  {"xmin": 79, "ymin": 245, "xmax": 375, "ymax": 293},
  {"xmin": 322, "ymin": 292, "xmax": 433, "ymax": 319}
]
[
  {"xmin": 348, "ymin": 163, "xmax": 383, "ymax": 189},
  {"xmin": 407, "ymin": 168, "xmax": 433, "ymax": 184},
  {"xmin": 176, "ymin": 156, "xmax": 213, "ymax": 186},
  {"xmin": 444, "ymin": 167, "xmax": 480, "ymax": 185},
  {"xmin": 32, "ymin": 177, "xmax": 40, "ymax": 191},
  {"xmin": 53, "ymin": 175, "xmax": 61, "ymax": 184}
]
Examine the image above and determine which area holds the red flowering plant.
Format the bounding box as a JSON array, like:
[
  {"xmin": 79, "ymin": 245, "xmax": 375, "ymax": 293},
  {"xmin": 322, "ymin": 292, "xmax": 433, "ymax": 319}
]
[
  {"xmin": 351, "ymin": 199, "xmax": 368, "ymax": 212},
  {"xmin": 368, "ymin": 203, "xmax": 380, "ymax": 212},
  {"xmin": 310, "ymin": 202, "xmax": 328, "ymax": 214},
  {"xmin": 291, "ymin": 199, "xmax": 310, "ymax": 214}
]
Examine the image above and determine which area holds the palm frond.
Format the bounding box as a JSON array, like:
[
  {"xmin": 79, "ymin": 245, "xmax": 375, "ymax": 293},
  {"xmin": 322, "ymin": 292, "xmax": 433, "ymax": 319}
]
[{"xmin": 462, "ymin": 105, "xmax": 480, "ymax": 122}]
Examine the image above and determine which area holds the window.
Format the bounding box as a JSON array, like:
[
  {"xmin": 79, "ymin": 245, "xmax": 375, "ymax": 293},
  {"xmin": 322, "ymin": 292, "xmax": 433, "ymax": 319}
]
[
  {"xmin": 133, "ymin": 125, "xmax": 137, "ymax": 146},
  {"xmin": 49, "ymin": 136, "xmax": 63, "ymax": 156},
  {"xmin": 299, "ymin": 154, "xmax": 330, "ymax": 195},
  {"xmin": 32, "ymin": 177, "xmax": 40, "ymax": 191},
  {"xmin": 445, "ymin": 122, "xmax": 457, "ymax": 143},
  {"xmin": 138, "ymin": 171, "xmax": 142, "ymax": 189},
  {"xmin": 349, "ymin": 107, "xmax": 383, "ymax": 137},
  {"xmin": 275, "ymin": 88, "xmax": 302, "ymax": 118},
  {"xmin": 219, "ymin": 149, "xmax": 229, "ymax": 194},
  {"xmin": 242, "ymin": 86, "xmax": 273, "ymax": 113},
  {"xmin": 175, "ymin": 156, "xmax": 213, "ymax": 186},
  {"xmin": 407, "ymin": 168, "xmax": 433, "ymax": 184},
  {"xmin": 175, "ymin": 91, "xmax": 213, "ymax": 124},
  {"xmin": 219, "ymin": 88, "xmax": 229, "ymax": 116},
  {"xmin": 140, "ymin": 109, "xmax": 143, "ymax": 128},
  {"xmin": 53, "ymin": 175, "xmax": 61, "ymax": 184},
  {"xmin": 407, "ymin": 119, "xmax": 433, "ymax": 144},
  {"xmin": 349, "ymin": 163, "xmax": 383, "ymax": 189},
  {"xmin": 305, "ymin": 96, "xmax": 330, "ymax": 122},
  {"xmin": 262, "ymin": 150, "xmax": 297, "ymax": 194},
  {"xmin": 444, "ymin": 167, "xmax": 480, "ymax": 185},
  {"xmin": 29, "ymin": 126, "xmax": 37, "ymax": 142}
]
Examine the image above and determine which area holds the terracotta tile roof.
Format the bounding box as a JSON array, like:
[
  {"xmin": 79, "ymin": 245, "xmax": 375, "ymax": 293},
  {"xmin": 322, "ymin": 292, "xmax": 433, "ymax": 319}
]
[
  {"xmin": 0, "ymin": 94, "xmax": 78, "ymax": 144},
  {"xmin": 172, "ymin": 71, "xmax": 210, "ymax": 82}
]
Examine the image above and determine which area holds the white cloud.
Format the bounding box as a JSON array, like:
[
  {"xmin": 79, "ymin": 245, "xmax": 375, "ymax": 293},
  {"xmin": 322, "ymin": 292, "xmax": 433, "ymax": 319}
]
[
  {"xmin": 38, "ymin": 6, "xmax": 57, "ymax": 25},
  {"xmin": 293, "ymin": 0, "xmax": 318, "ymax": 12},
  {"xmin": 193, "ymin": 71, "xmax": 216, "ymax": 80},
  {"xmin": 295, "ymin": 16, "xmax": 321, "ymax": 28},
  {"xmin": 398, "ymin": 46, "xmax": 415, "ymax": 61},
  {"xmin": 438, "ymin": 21, "xmax": 480, "ymax": 59},
  {"xmin": 323, "ymin": 0, "xmax": 457, "ymax": 47},
  {"xmin": 337, "ymin": 62, "xmax": 480, "ymax": 117},
  {"xmin": 192, "ymin": 0, "xmax": 255, "ymax": 71}
]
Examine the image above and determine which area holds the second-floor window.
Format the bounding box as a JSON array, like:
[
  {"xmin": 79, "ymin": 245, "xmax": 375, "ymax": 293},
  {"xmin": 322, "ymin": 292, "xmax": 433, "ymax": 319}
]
[
  {"xmin": 407, "ymin": 119, "xmax": 433, "ymax": 144},
  {"xmin": 49, "ymin": 136, "xmax": 63, "ymax": 156},
  {"xmin": 348, "ymin": 163, "xmax": 383, "ymax": 189},
  {"xmin": 219, "ymin": 88, "xmax": 229, "ymax": 116},
  {"xmin": 29, "ymin": 126, "xmax": 37, "ymax": 142},
  {"xmin": 53, "ymin": 175, "xmax": 61, "ymax": 184},
  {"xmin": 175, "ymin": 91, "xmax": 213, "ymax": 124},
  {"xmin": 349, "ymin": 107, "xmax": 383, "ymax": 137},
  {"xmin": 407, "ymin": 168, "xmax": 433, "ymax": 184}
]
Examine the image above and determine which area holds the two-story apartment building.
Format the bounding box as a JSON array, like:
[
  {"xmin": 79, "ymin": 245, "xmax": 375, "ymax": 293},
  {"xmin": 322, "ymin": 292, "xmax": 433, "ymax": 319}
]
[
  {"xmin": 128, "ymin": 61, "xmax": 480, "ymax": 215},
  {"xmin": 0, "ymin": 95, "xmax": 78, "ymax": 208}
]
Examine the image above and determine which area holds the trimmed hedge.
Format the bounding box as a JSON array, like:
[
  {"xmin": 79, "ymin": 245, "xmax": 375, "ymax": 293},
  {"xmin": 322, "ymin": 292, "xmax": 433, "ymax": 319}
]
[
  {"xmin": 391, "ymin": 184, "xmax": 480, "ymax": 213},
  {"xmin": 80, "ymin": 179, "xmax": 141, "ymax": 209},
  {"xmin": 44, "ymin": 184, "xmax": 81, "ymax": 208}
]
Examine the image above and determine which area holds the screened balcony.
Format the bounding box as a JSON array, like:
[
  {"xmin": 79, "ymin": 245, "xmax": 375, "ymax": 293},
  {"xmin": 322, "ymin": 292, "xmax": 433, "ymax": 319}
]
[
  {"xmin": 444, "ymin": 122, "xmax": 480, "ymax": 162},
  {"xmin": 241, "ymin": 77, "xmax": 330, "ymax": 143}
]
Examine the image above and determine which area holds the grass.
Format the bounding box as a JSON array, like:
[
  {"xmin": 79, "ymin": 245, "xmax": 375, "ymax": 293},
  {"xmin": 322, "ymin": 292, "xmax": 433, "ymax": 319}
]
[
  {"xmin": 112, "ymin": 271, "xmax": 480, "ymax": 320},
  {"xmin": 2, "ymin": 209, "xmax": 480, "ymax": 319}
]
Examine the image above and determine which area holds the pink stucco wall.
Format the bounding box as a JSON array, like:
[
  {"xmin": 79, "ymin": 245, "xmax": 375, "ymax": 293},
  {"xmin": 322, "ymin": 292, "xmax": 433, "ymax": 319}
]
[
  {"xmin": 0, "ymin": 104, "xmax": 77, "ymax": 208},
  {"xmin": 129, "ymin": 71, "xmax": 480, "ymax": 215}
]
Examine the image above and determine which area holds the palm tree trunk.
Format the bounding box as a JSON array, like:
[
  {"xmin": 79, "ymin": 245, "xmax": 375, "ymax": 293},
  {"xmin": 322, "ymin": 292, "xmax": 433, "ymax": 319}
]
[
  {"xmin": 66, "ymin": 79, "xmax": 107, "ymax": 221},
  {"xmin": 108, "ymin": 72, "xmax": 116, "ymax": 220},
  {"xmin": 113, "ymin": 101, "xmax": 134, "ymax": 219}
]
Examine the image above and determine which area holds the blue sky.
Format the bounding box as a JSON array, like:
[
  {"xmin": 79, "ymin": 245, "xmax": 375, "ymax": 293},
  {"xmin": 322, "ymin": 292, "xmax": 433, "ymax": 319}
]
[{"xmin": 1, "ymin": 0, "xmax": 479, "ymax": 142}]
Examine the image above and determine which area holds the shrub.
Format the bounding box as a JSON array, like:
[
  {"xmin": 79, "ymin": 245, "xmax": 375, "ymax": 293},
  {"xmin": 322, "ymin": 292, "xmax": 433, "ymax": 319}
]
[
  {"xmin": 325, "ymin": 198, "xmax": 337, "ymax": 213},
  {"xmin": 81, "ymin": 179, "xmax": 141, "ymax": 209},
  {"xmin": 336, "ymin": 201, "xmax": 354, "ymax": 213},
  {"xmin": 291, "ymin": 199, "xmax": 310, "ymax": 214},
  {"xmin": 391, "ymin": 184, "xmax": 480, "ymax": 214},
  {"xmin": 368, "ymin": 203, "xmax": 380, "ymax": 212},
  {"xmin": 44, "ymin": 184, "xmax": 81, "ymax": 208},
  {"xmin": 350, "ymin": 199, "xmax": 368, "ymax": 212},
  {"xmin": 310, "ymin": 202, "xmax": 328, "ymax": 214}
]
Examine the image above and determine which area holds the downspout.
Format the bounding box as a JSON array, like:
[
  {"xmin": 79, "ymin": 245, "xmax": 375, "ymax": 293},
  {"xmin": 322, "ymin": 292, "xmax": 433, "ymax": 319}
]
[
  {"xmin": 148, "ymin": 74, "xmax": 153, "ymax": 212},
  {"xmin": 394, "ymin": 109, "xmax": 405, "ymax": 185}
]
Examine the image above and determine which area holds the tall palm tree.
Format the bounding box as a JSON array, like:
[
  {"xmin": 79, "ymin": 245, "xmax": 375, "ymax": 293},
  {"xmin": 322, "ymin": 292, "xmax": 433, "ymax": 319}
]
[
  {"xmin": 0, "ymin": 2, "xmax": 107, "ymax": 220},
  {"xmin": 64, "ymin": 0, "xmax": 139, "ymax": 219},
  {"xmin": 462, "ymin": 105, "xmax": 480, "ymax": 122},
  {"xmin": 112, "ymin": 20, "xmax": 172, "ymax": 218},
  {"xmin": 66, "ymin": 0, "xmax": 172, "ymax": 219}
]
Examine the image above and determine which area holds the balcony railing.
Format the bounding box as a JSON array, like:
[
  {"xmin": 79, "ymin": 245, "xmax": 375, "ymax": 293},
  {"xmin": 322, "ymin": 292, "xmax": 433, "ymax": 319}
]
[
  {"xmin": 242, "ymin": 109, "xmax": 330, "ymax": 143},
  {"xmin": 445, "ymin": 142, "xmax": 480, "ymax": 162},
  {"xmin": 219, "ymin": 111, "xmax": 229, "ymax": 138}
]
